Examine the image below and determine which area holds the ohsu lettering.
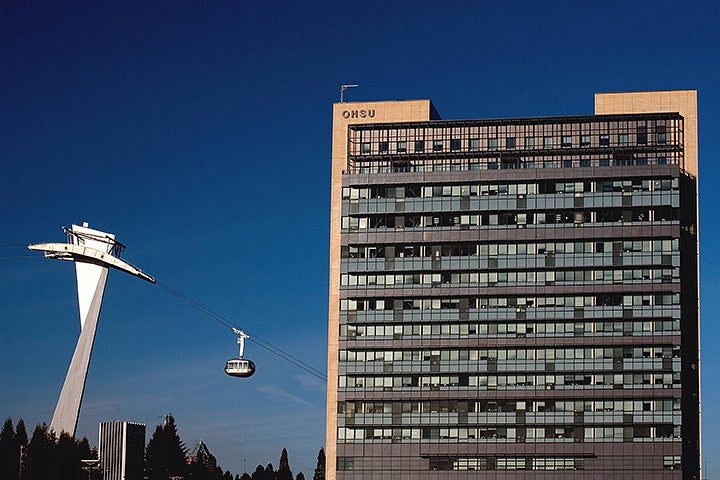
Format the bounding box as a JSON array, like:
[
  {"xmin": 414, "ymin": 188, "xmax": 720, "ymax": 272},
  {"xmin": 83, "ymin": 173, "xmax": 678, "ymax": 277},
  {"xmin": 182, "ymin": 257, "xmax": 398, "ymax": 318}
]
[{"xmin": 342, "ymin": 109, "xmax": 376, "ymax": 119}]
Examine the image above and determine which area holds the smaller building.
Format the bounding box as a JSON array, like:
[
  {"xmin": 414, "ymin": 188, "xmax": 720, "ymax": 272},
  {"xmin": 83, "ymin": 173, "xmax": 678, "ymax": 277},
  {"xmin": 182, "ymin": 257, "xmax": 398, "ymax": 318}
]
[{"xmin": 99, "ymin": 421, "xmax": 146, "ymax": 480}]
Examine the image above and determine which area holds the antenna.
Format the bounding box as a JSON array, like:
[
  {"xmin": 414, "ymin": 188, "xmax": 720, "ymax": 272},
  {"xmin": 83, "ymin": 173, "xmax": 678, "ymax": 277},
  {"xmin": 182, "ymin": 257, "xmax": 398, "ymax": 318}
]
[{"xmin": 340, "ymin": 84, "xmax": 359, "ymax": 102}]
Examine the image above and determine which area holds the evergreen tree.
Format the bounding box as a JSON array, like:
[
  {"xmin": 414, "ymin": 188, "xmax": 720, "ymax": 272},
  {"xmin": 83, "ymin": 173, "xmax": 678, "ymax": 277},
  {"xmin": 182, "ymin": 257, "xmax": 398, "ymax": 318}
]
[
  {"xmin": 24, "ymin": 423, "xmax": 55, "ymax": 480},
  {"xmin": 295, "ymin": 473, "xmax": 305, "ymax": 480},
  {"xmin": 239, "ymin": 472, "xmax": 252, "ymax": 480},
  {"xmin": 145, "ymin": 415, "xmax": 188, "ymax": 480},
  {"xmin": 53, "ymin": 432, "xmax": 84, "ymax": 479},
  {"xmin": 312, "ymin": 448, "xmax": 325, "ymax": 480},
  {"xmin": 250, "ymin": 464, "xmax": 265, "ymax": 480},
  {"xmin": 277, "ymin": 448, "xmax": 293, "ymax": 480},
  {"xmin": 0, "ymin": 418, "xmax": 17, "ymax": 479},
  {"xmin": 264, "ymin": 463, "xmax": 275, "ymax": 480}
]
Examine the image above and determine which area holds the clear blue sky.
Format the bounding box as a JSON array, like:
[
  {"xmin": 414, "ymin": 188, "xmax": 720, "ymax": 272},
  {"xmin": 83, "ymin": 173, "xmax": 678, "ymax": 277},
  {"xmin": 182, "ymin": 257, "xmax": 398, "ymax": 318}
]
[{"xmin": 1, "ymin": 1, "xmax": 719, "ymax": 476}]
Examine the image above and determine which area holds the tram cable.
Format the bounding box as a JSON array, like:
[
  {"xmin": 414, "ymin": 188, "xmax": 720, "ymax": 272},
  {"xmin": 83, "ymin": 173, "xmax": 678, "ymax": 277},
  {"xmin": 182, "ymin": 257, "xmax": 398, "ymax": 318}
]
[
  {"xmin": 0, "ymin": 245, "xmax": 39, "ymax": 259},
  {"xmin": 15, "ymin": 244, "xmax": 327, "ymax": 382},
  {"xmin": 155, "ymin": 281, "xmax": 327, "ymax": 382}
]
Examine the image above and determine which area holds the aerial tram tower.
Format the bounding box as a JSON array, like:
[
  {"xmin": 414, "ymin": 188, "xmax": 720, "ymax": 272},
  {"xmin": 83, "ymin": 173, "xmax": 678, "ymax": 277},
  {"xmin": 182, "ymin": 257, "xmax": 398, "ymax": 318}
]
[{"xmin": 29, "ymin": 223, "xmax": 154, "ymax": 436}]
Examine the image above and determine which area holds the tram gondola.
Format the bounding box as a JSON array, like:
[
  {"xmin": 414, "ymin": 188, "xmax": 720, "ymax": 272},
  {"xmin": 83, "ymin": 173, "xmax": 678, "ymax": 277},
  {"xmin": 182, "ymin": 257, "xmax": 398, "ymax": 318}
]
[{"xmin": 225, "ymin": 329, "xmax": 256, "ymax": 378}]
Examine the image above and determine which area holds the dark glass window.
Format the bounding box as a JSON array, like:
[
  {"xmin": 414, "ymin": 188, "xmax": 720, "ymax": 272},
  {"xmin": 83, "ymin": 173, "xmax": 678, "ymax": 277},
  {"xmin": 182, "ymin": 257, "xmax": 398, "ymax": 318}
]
[
  {"xmin": 637, "ymin": 126, "xmax": 647, "ymax": 144},
  {"xmin": 337, "ymin": 457, "xmax": 354, "ymax": 471},
  {"xmin": 414, "ymin": 140, "xmax": 425, "ymax": 152},
  {"xmin": 450, "ymin": 139, "xmax": 461, "ymax": 151},
  {"xmin": 656, "ymin": 127, "xmax": 667, "ymax": 144}
]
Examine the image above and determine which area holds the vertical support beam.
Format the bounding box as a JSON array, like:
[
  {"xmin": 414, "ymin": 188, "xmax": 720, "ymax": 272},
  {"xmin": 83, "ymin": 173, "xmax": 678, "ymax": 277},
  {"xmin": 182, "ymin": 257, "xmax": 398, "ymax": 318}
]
[{"xmin": 50, "ymin": 266, "xmax": 108, "ymax": 436}]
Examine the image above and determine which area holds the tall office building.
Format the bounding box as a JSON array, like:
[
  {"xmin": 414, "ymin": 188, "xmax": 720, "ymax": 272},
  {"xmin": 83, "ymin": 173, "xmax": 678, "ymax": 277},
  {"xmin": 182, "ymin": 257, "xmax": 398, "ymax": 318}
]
[
  {"xmin": 99, "ymin": 421, "xmax": 146, "ymax": 480},
  {"xmin": 327, "ymin": 91, "xmax": 699, "ymax": 479}
]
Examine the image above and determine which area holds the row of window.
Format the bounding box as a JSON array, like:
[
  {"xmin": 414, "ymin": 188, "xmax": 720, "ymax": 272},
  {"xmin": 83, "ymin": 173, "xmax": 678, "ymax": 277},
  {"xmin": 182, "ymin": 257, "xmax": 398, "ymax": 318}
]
[
  {"xmin": 340, "ymin": 320, "xmax": 679, "ymax": 339},
  {"xmin": 338, "ymin": 424, "xmax": 679, "ymax": 442},
  {"xmin": 342, "ymin": 178, "xmax": 678, "ymax": 199},
  {"xmin": 349, "ymin": 119, "xmax": 674, "ymax": 144},
  {"xmin": 341, "ymin": 294, "xmax": 680, "ymax": 311},
  {"xmin": 341, "ymin": 267, "xmax": 677, "ymax": 288},
  {"xmin": 339, "ymin": 398, "xmax": 680, "ymax": 414},
  {"xmin": 428, "ymin": 456, "xmax": 584, "ymax": 472},
  {"xmin": 340, "ymin": 346, "xmax": 679, "ymax": 362},
  {"xmin": 349, "ymin": 154, "xmax": 678, "ymax": 174},
  {"xmin": 341, "ymin": 206, "xmax": 678, "ymax": 230},
  {"xmin": 339, "ymin": 372, "xmax": 680, "ymax": 389},
  {"xmin": 339, "ymin": 454, "xmax": 680, "ymax": 472},
  {"xmin": 342, "ymin": 238, "xmax": 679, "ymax": 258},
  {"xmin": 354, "ymin": 129, "xmax": 671, "ymax": 155}
]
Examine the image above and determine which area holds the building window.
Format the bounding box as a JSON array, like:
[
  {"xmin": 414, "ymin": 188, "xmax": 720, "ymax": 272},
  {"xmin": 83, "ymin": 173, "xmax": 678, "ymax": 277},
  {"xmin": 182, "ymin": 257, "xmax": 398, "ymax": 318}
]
[
  {"xmin": 360, "ymin": 142, "xmax": 371, "ymax": 154},
  {"xmin": 637, "ymin": 126, "xmax": 647, "ymax": 144},
  {"xmin": 543, "ymin": 136, "xmax": 554, "ymax": 148},
  {"xmin": 433, "ymin": 140, "xmax": 444, "ymax": 152},
  {"xmin": 429, "ymin": 458, "xmax": 454, "ymax": 471},
  {"xmin": 663, "ymin": 456, "xmax": 681, "ymax": 470},
  {"xmin": 379, "ymin": 141, "xmax": 389, "ymax": 153},
  {"xmin": 580, "ymin": 135, "xmax": 590, "ymax": 147},
  {"xmin": 562, "ymin": 135, "xmax": 572, "ymax": 147},
  {"xmin": 337, "ymin": 457, "xmax": 354, "ymax": 471},
  {"xmin": 618, "ymin": 133, "xmax": 629, "ymax": 145},
  {"xmin": 506, "ymin": 137, "xmax": 516, "ymax": 149},
  {"xmin": 397, "ymin": 141, "xmax": 407, "ymax": 153},
  {"xmin": 469, "ymin": 138, "xmax": 480, "ymax": 151},
  {"xmin": 450, "ymin": 139, "xmax": 461, "ymax": 151},
  {"xmin": 414, "ymin": 140, "xmax": 425, "ymax": 152},
  {"xmin": 656, "ymin": 127, "xmax": 667, "ymax": 144},
  {"xmin": 599, "ymin": 134, "xmax": 610, "ymax": 146},
  {"xmin": 525, "ymin": 137, "xmax": 535, "ymax": 149},
  {"xmin": 488, "ymin": 138, "xmax": 498, "ymax": 151}
]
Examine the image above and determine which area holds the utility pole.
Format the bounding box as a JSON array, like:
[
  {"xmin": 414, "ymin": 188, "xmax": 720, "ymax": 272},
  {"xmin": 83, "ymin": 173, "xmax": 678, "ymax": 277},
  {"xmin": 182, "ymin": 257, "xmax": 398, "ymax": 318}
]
[{"xmin": 18, "ymin": 444, "xmax": 24, "ymax": 480}]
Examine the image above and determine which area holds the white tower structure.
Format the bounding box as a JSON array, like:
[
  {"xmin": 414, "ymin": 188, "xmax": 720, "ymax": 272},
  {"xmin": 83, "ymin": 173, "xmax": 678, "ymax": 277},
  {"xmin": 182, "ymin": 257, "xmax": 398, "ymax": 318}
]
[{"xmin": 29, "ymin": 223, "xmax": 154, "ymax": 436}]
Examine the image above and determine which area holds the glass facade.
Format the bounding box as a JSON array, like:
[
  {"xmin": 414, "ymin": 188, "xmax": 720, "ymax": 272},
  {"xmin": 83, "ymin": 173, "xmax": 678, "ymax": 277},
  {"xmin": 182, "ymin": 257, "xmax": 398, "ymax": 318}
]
[{"xmin": 329, "ymin": 99, "xmax": 699, "ymax": 479}]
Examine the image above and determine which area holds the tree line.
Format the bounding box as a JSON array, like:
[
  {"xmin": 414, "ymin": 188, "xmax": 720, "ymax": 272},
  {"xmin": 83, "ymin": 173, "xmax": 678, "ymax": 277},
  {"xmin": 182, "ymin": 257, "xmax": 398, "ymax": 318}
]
[{"xmin": 0, "ymin": 416, "xmax": 325, "ymax": 480}]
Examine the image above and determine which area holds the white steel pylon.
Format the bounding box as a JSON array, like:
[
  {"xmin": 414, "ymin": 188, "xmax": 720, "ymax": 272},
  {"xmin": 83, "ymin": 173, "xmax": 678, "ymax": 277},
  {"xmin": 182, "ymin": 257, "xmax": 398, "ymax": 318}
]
[{"xmin": 29, "ymin": 223, "xmax": 155, "ymax": 436}]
